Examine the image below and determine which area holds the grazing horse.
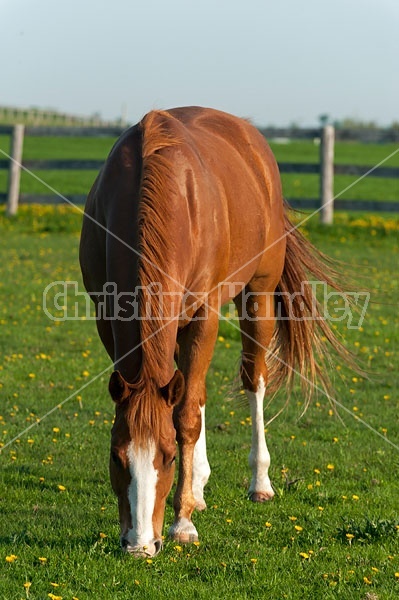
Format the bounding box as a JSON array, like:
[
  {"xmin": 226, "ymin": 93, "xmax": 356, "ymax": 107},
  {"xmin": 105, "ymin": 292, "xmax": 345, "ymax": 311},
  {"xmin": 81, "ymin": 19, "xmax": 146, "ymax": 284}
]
[{"xmin": 79, "ymin": 107, "xmax": 346, "ymax": 557}]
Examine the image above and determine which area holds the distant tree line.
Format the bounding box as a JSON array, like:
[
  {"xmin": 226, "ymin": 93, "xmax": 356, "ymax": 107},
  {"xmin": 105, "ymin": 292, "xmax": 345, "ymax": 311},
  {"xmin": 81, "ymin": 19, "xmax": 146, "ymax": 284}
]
[
  {"xmin": 319, "ymin": 114, "xmax": 399, "ymax": 131},
  {"xmin": 0, "ymin": 105, "xmax": 126, "ymax": 127}
]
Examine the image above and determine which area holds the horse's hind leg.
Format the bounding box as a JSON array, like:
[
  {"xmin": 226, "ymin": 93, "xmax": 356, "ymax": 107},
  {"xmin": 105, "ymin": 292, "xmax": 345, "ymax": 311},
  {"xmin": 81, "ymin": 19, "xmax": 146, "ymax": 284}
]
[{"xmin": 234, "ymin": 281, "xmax": 276, "ymax": 502}]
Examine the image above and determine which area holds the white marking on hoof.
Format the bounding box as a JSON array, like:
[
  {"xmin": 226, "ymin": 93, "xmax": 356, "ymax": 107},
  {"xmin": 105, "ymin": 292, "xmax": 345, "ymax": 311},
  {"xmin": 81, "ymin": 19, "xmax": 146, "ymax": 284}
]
[
  {"xmin": 246, "ymin": 376, "xmax": 275, "ymax": 500},
  {"xmin": 168, "ymin": 517, "xmax": 199, "ymax": 543},
  {"xmin": 249, "ymin": 490, "xmax": 274, "ymax": 503},
  {"xmin": 192, "ymin": 405, "xmax": 211, "ymax": 511}
]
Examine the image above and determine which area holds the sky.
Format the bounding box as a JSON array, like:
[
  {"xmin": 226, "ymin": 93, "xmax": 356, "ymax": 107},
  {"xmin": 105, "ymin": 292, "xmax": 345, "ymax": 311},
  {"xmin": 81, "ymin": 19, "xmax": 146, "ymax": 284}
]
[{"xmin": 1, "ymin": 0, "xmax": 398, "ymax": 127}]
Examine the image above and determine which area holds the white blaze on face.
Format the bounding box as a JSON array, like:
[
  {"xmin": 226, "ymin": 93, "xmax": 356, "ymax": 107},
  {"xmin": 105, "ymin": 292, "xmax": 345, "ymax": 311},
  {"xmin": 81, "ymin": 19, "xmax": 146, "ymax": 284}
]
[{"xmin": 126, "ymin": 439, "xmax": 158, "ymax": 550}]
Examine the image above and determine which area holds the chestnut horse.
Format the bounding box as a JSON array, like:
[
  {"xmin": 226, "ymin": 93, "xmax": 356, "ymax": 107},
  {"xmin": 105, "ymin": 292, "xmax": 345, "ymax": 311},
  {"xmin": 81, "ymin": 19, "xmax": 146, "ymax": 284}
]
[{"xmin": 79, "ymin": 107, "xmax": 345, "ymax": 557}]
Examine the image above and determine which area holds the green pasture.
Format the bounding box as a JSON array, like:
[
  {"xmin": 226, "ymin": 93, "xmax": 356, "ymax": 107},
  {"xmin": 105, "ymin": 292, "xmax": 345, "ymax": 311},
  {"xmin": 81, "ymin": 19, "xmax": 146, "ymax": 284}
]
[
  {"xmin": 0, "ymin": 205, "xmax": 398, "ymax": 599},
  {"xmin": 0, "ymin": 135, "xmax": 398, "ymax": 204}
]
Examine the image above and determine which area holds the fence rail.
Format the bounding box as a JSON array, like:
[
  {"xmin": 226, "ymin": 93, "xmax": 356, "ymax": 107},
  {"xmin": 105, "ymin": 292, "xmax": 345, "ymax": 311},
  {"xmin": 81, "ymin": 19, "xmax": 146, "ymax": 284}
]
[{"xmin": 1, "ymin": 124, "xmax": 398, "ymax": 221}]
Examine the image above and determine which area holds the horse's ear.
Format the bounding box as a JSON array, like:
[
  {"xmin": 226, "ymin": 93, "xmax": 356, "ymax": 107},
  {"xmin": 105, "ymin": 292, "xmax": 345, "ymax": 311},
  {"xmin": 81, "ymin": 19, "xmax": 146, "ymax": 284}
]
[
  {"xmin": 160, "ymin": 369, "xmax": 185, "ymax": 407},
  {"xmin": 109, "ymin": 371, "xmax": 130, "ymax": 404}
]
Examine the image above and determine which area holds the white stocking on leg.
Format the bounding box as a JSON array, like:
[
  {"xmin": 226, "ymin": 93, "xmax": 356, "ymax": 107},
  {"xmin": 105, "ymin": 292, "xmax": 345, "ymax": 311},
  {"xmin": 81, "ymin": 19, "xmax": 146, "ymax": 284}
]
[{"xmin": 246, "ymin": 376, "xmax": 274, "ymax": 502}]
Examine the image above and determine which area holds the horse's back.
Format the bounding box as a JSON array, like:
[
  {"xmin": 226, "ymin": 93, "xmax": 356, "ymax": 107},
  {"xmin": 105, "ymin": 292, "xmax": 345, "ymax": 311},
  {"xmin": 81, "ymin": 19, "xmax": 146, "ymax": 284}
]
[
  {"xmin": 157, "ymin": 107, "xmax": 287, "ymax": 292},
  {"xmin": 81, "ymin": 107, "xmax": 286, "ymax": 300}
]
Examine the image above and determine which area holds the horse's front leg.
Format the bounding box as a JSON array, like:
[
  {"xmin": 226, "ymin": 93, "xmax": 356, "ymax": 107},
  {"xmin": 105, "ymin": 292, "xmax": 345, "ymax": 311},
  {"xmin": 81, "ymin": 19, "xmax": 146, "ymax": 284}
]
[
  {"xmin": 169, "ymin": 401, "xmax": 203, "ymax": 542},
  {"xmin": 168, "ymin": 308, "xmax": 218, "ymax": 543}
]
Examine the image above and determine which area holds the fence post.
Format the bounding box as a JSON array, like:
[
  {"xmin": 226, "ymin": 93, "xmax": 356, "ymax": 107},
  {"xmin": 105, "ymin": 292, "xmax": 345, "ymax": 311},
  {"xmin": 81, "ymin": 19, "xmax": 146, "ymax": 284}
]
[
  {"xmin": 6, "ymin": 124, "xmax": 25, "ymax": 216},
  {"xmin": 319, "ymin": 125, "xmax": 335, "ymax": 224}
]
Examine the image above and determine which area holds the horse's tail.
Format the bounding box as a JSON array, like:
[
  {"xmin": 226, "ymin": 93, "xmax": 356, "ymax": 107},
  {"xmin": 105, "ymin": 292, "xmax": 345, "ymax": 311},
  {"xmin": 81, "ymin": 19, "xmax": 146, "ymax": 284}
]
[{"xmin": 267, "ymin": 206, "xmax": 356, "ymax": 404}]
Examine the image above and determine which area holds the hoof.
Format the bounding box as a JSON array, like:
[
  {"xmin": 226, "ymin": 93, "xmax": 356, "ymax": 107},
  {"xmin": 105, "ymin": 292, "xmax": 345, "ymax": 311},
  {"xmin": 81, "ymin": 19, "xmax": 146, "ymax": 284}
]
[
  {"xmin": 170, "ymin": 531, "xmax": 199, "ymax": 543},
  {"xmin": 168, "ymin": 517, "xmax": 199, "ymax": 543},
  {"xmin": 249, "ymin": 490, "xmax": 274, "ymax": 503}
]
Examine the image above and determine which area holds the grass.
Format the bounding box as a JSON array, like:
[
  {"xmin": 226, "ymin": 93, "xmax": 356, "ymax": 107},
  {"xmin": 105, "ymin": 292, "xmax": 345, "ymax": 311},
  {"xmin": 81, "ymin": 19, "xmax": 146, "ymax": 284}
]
[
  {"xmin": 268, "ymin": 140, "xmax": 399, "ymax": 202},
  {"xmin": 0, "ymin": 135, "xmax": 398, "ymax": 205},
  {"xmin": 0, "ymin": 205, "xmax": 398, "ymax": 599}
]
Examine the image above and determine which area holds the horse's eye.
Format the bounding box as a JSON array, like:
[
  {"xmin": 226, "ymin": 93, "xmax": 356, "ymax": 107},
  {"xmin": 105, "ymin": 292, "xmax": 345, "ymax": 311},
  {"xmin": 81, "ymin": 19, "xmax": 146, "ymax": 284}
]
[
  {"xmin": 169, "ymin": 456, "xmax": 176, "ymax": 467},
  {"xmin": 111, "ymin": 450, "xmax": 122, "ymax": 466}
]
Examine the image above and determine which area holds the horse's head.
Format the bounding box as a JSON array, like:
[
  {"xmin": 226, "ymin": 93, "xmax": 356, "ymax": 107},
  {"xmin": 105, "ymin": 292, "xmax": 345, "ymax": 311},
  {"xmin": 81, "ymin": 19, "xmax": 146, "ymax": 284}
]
[{"xmin": 108, "ymin": 369, "xmax": 184, "ymax": 557}]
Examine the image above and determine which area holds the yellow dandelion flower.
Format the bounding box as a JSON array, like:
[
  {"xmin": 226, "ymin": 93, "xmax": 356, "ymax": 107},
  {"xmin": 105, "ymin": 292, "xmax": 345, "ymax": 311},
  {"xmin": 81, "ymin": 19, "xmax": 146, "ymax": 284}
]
[
  {"xmin": 174, "ymin": 545, "xmax": 182, "ymax": 552},
  {"xmin": 28, "ymin": 373, "xmax": 36, "ymax": 378},
  {"xmin": 352, "ymin": 494, "xmax": 359, "ymax": 501},
  {"xmin": 38, "ymin": 556, "xmax": 47, "ymax": 563},
  {"xmin": 99, "ymin": 532, "xmax": 107, "ymax": 539},
  {"xmin": 50, "ymin": 583, "xmax": 60, "ymax": 587},
  {"xmin": 346, "ymin": 533, "xmax": 354, "ymax": 540},
  {"xmin": 58, "ymin": 485, "xmax": 66, "ymax": 492},
  {"xmin": 134, "ymin": 580, "xmax": 140, "ymax": 585},
  {"xmin": 294, "ymin": 525, "xmax": 303, "ymax": 532},
  {"xmin": 23, "ymin": 582, "xmax": 32, "ymax": 589},
  {"xmin": 363, "ymin": 577, "xmax": 372, "ymax": 585},
  {"xmin": 250, "ymin": 558, "xmax": 258, "ymax": 563},
  {"xmin": 327, "ymin": 464, "xmax": 335, "ymax": 470},
  {"xmin": 193, "ymin": 541, "xmax": 200, "ymax": 547},
  {"xmin": 299, "ymin": 552, "xmax": 309, "ymax": 559},
  {"xmin": 226, "ymin": 518, "xmax": 232, "ymax": 523},
  {"xmin": 265, "ymin": 522, "xmax": 272, "ymax": 528},
  {"xmin": 395, "ymin": 572, "xmax": 399, "ymax": 578},
  {"xmin": 289, "ymin": 516, "xmax": 297, "ymax": 521},
  {"xmin": 146, "ymin": 559, "xmax": 153, "ymax": 564},
  {"xmin": 52, "ymin": 427, "xmax": 60, "ymax": 433},
  {"xmin": 5, "ymin": 554, "xmax": 18, "ymax": 562}
]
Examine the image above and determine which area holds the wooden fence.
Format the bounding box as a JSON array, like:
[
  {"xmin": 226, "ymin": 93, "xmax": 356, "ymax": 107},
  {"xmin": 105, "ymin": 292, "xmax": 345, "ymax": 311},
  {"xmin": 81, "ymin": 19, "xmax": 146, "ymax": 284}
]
[{"xmin": 1, "ymin": 124, "xmax": 398, "ymax": 223}]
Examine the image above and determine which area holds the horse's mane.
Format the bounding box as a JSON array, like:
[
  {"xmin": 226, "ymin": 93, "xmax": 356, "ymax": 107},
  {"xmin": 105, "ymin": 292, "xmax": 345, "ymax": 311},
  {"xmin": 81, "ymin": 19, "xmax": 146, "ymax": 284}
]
[{"xmin": 127, "ymin": 110, "xmax": 182, "ymax": 445}]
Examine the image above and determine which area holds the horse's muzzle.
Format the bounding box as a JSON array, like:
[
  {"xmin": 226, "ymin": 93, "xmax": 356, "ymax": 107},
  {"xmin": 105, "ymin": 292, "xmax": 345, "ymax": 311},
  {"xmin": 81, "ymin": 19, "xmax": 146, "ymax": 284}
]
[{"xmin": 121, "ymin": 537, "xmax": 163, "ymax": 557}]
